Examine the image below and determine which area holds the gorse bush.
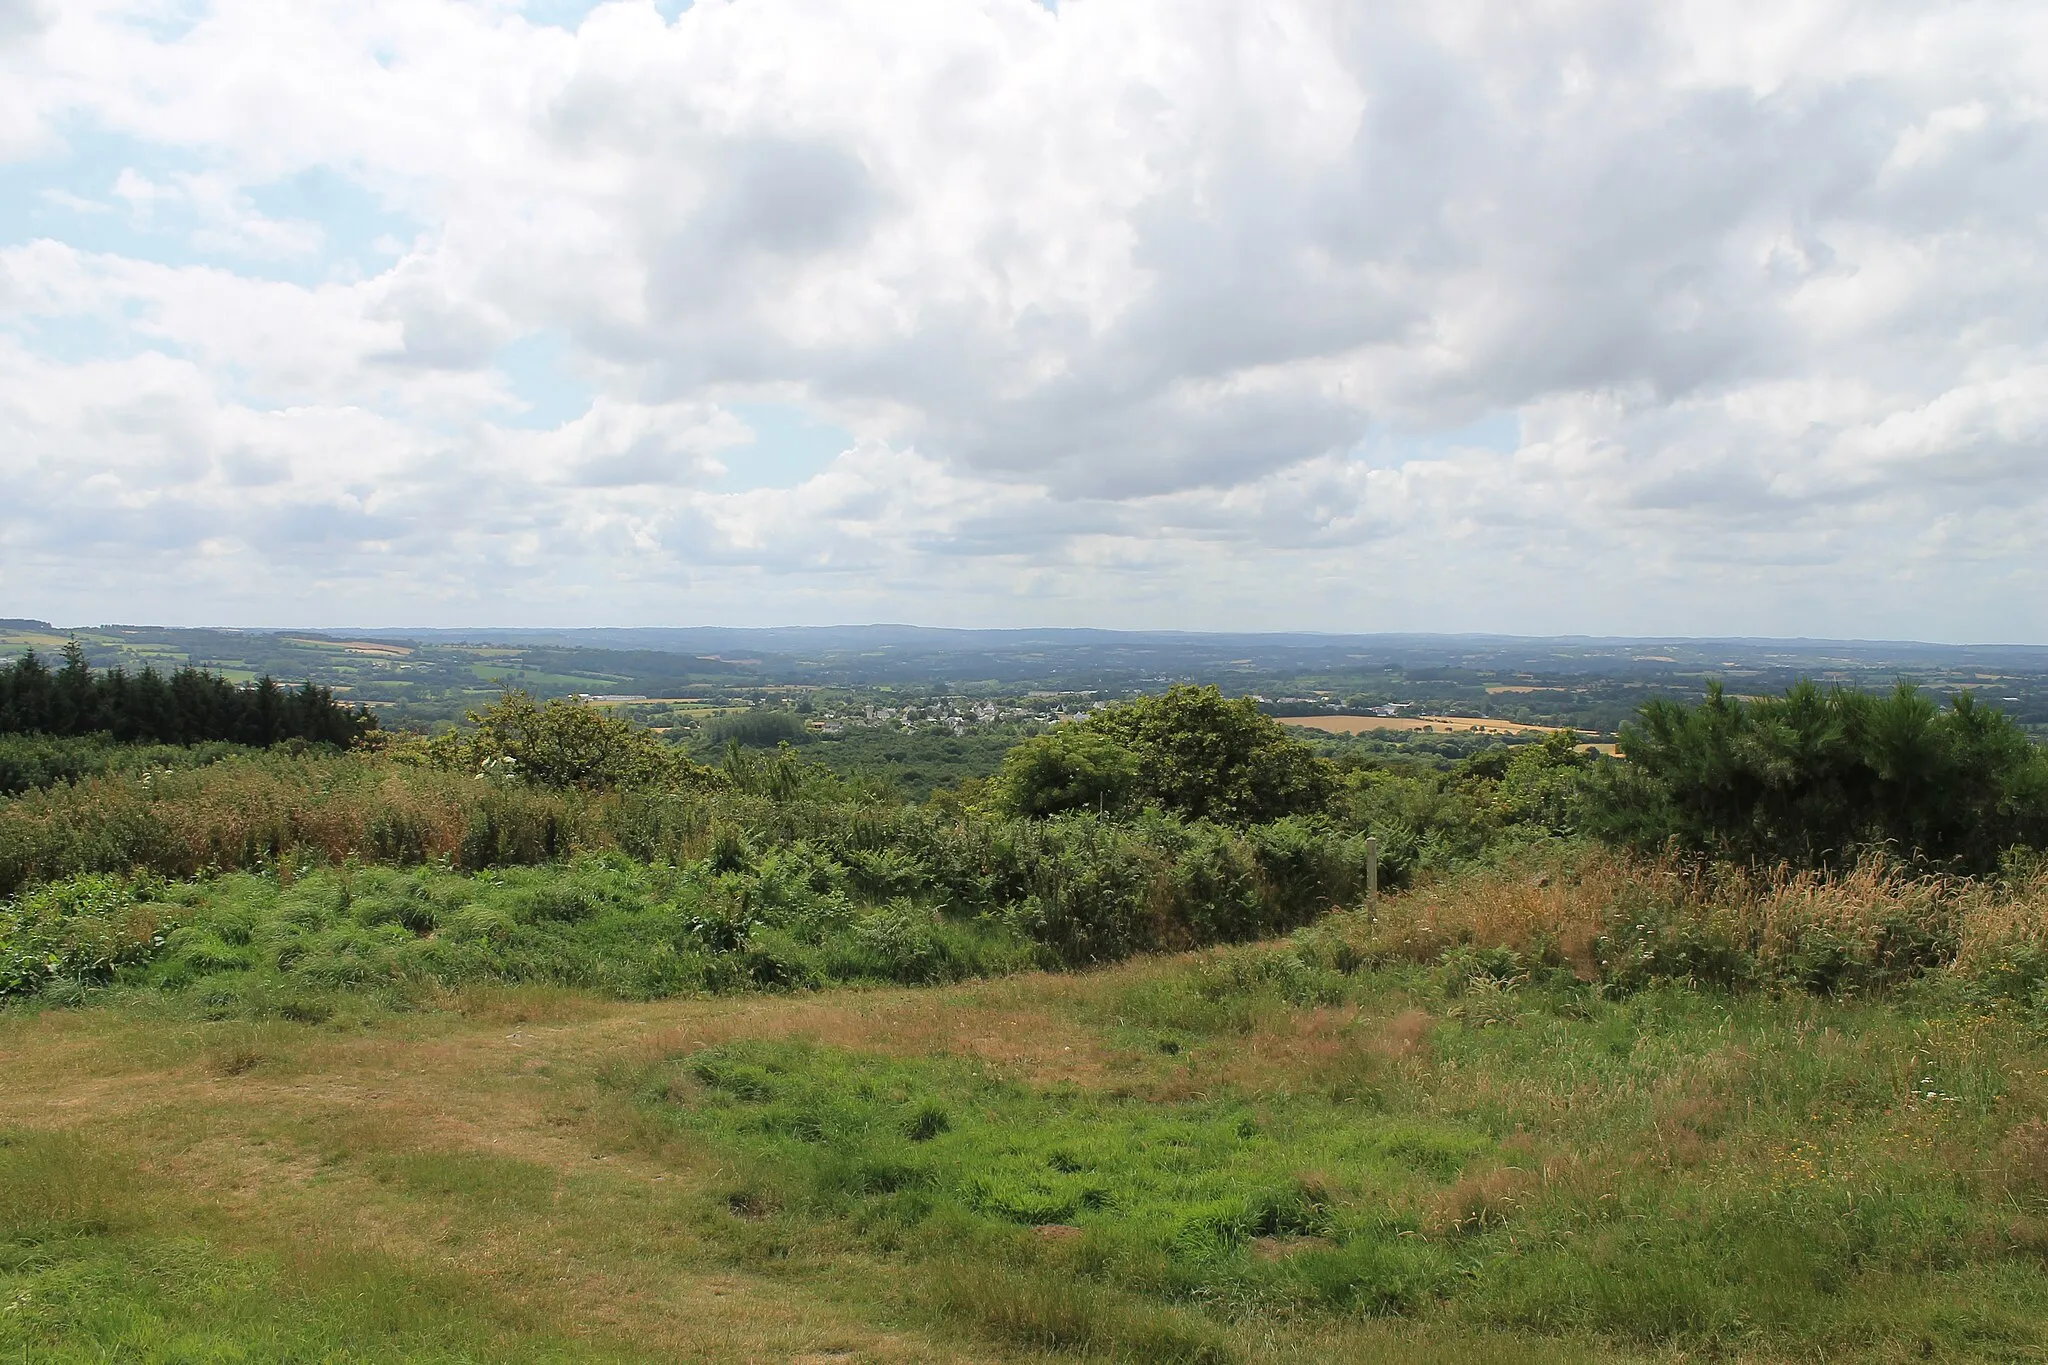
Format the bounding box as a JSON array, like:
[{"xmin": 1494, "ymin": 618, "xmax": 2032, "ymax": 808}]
[
  {"xmin": 1605, "ymin": 680, "xmax": 2048, "ymax": 870},
  {"xmin": 8, "ymin": 673, "xmax": 2048, "ymax": 1014},
  {"xmin": 1330, "ymin": 729, "xmax": 1601, "ymax": 885}
]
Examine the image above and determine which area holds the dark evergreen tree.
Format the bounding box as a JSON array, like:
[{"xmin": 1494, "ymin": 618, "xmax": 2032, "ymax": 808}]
[
  {"xmin": 1606, "ymin": 679, "xmax": 2048, "ymax": 871},
  {"xmin": 0, "ymin": 645, "xmax": 375, "ymax": 749}
]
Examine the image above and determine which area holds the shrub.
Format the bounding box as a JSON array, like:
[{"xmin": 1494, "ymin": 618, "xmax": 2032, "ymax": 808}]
[
  {"xmin": 0, "ymin": 733, "xmax": 255, "ymax": 797},
  {"xmin": 0, "ymin": 873, "xmax": 167, "ymax": 995},
  {"xmin": 1605, "ymin": 680, "xmax": 2048, "ymax": 871},
  {"xmin": 401, "ymin": 690, "xmax": 717, "ymax": 792},
  {"xmin": 996, "ymin": 686, "xmax": 1333, "ymax": 823},
  {"xmin": 847, "ymin": 902, "xmax": 956, "ymax": 983}
]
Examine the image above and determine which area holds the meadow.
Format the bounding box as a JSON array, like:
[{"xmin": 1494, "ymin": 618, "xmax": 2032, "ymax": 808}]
[
  {"xmin": 7, "ymin": 857, "xmax": 2048, "ymax": 1362},
  {"xmin": 4, "ymin": 679, "xmax": 2048, "ymax": 1361}
]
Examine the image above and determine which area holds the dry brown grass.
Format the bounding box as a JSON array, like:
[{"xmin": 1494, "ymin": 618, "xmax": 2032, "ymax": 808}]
[
  {"xmin": 0, "ymin": 755, "xmax": 562, "ymax": 891},
  {"xmin": 1653, "ymin": 1091, "xmax": 1733, "ymax": 1169},
  {"xmin": 1318, "ymin": 849, "xmax": 2048, "ymax": 990},
  {"xmin": 0, "ymin": 973, "xmax": 1698, "ymax": 1365},
  {"xmin": 1372, "ymin": 1007, "xmax": 1437, "ymax": 1061},
  {"xmin": 1333, "ymin": 851, "xmax": 1643, "ymax": 973},
  {"xmin": 1425, "ymin": 1164, "xmax": 1539, "ymax": 1236},
  {"xmin": 0, "ymin": 996, "xmax": 982, "ymax": 1364},
  {"xmin": 627, "ymin": 980, "xmax": 1124, "ymax": 1092},
  {"xmin": 1952, "ymin": 869, "xmax": 2048, "ymax": 971},
  {"xmin": 1998, "ymin": 1118, "xmax": 2048, "ymax": 1195},
  {"xmin": 9, "ymin": 910, "xmax": 2040, "ymax": 1363}
]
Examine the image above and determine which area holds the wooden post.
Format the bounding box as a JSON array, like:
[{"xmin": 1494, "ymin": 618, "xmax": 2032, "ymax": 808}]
[{"xmin": 1365, "ymin": 835, "xmax": 1379, "ymax": 900}]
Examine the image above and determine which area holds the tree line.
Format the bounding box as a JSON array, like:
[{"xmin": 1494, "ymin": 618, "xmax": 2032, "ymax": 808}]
[
  {"xmin": 993, "ymin": 680, "xmax": 2048, "ymax": 873},
  {"xmin": 0, "ymin": 643, "xmax": 375, "ymax": 748}
]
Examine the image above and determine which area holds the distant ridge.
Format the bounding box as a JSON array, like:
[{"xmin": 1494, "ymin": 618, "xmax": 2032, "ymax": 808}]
[{"xmin": 329, "ymin": 624, "xmax": 2048, "ymax": 662}]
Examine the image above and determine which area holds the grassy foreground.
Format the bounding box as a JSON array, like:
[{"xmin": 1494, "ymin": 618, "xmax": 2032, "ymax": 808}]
[{"xmin": 6, "ymin": 865, "xmax": 2048, "ymax": 1363}]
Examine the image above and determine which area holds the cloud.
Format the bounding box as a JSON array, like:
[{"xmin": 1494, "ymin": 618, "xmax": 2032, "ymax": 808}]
[
  {"xmin": 0, "ymin": 0, "xmax": 43, "ymax": 45},
  {"xmin": 542, "ymin": 397, "xmax": 751, "ymax": 486},
  {"xmin": 112, "ymin": 167, "xmax": 327, "ymax": 259},
  {"xmin": 1, "ymin": 0, "xmax": 2045, "ymax": 636}
]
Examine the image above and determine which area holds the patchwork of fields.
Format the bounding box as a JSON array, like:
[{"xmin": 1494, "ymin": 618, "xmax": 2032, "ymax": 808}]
[{"xmin": 1276, "ymin": 714, "xmax": 1574, "ymax": 737}]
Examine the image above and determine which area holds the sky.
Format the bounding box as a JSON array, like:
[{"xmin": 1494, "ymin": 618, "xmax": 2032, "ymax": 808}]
[{"xmin": 1, "ymin": 0, "xmax": 2045, "ymax": 640}]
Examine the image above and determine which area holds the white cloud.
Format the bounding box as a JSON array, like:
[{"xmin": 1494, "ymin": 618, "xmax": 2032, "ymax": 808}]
[
  {"xmin": 112, "ymin": 167, "xmax": 327, "ymax": 258},
  {"xmin": 1, "ymin": 0, "xmax": 2046, "ymax": 636}
]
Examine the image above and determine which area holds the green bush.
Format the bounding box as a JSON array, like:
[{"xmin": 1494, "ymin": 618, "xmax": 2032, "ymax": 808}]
[
  {"xmin": 1603, "ymin": 680, "xmax": 2048, "ymax": 870},
  {"xmin": 0, "ymin": 733, "xmax": 254, "ymax": 797},
  {"xmin": 995, "ymin": 686, "xmax": 1333, "ymax": 823},
  {"xmin": 700, "ymin": 710, "xmax": 811, "ymax": 749},
  {"xmin": 0, "ymin": 873, "xmax": 168, "ymax": 995},
  {"xmin": 401, "ymin": 690, "xmax": 716, "ymax": 792}
]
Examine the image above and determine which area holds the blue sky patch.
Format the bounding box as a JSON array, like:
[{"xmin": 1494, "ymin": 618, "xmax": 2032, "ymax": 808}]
[
  {"xmin": 517, "ymin": 0, "xmax": 694, "ymax": 30},
  {"xmin": 493, "ymin": 332, "xmax": 597, "ymax": 429},
  {"xmin": 0, "ymin": 123, "xmax": 416, "ymax": 288},
  {"xmin": 718, "ymin": 402, "xmax": 852, "ymax": 491},
  {"xmin": 1352, "ymin": 412, "xmax": 1520, "ymax": 468}
]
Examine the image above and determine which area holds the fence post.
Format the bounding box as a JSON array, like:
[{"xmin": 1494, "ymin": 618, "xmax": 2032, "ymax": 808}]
[{"xmin": 1365, "ymin": 835, "xmax": 1379, "ymax": 901}]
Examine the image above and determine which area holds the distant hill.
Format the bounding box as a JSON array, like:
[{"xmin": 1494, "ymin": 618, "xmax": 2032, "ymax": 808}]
[{"xmin": 332, "ymin": 625, "xmax": 2048, "ymax": 676}]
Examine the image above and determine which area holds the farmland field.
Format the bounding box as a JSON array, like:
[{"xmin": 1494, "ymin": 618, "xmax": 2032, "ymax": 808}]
[{"xmin": 1276, "ymin": 714, "xmax": 1577, "ymax": 737}]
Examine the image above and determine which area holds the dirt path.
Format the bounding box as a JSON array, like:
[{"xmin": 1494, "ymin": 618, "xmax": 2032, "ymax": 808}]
[
  {"xmin": 3, "ymin": 973, "xmax": 1668, "ymax": 1365},
  {"xmin": 2, "ymin": 989, "xmax": 1037, "ymax": 1364}
]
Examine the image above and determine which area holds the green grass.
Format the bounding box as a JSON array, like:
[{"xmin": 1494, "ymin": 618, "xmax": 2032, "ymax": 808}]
[
  {"xmin": 0, "ymin": 1234, "xmax": 610, "ymax": 1362},
  {"xmin": 465, "ymin": 664, "xmax": 623, "ymax": 692},
  {"xmin": 619, "ymin": 942, "xmax": 2048, "ymax": 1360},
  {"xmin": 644, "ymin": 1040, "xmax": 1471, "ymax": 1315},
  {"xmin": 3, "ymin": 853, "xmax": 1039, "ymax": 1016},
  {"xmin": 6, "ymin": 922, "xmax": 2048, "ymax": 1361},
  {"xmin": 0, "ymin": 1130, "xmax": 610, "ymax": 1362}
]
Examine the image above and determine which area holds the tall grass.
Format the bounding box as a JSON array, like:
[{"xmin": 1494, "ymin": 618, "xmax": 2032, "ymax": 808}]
[
  {"xmin": 0, "ymin": 732, "xmax": 256, "ymax": 796},
  {"xmin": 1309, "ymin": 846, "xmax": 2048, "ymax": 999},
  {"xmin": 0, "ymin": 754, "xmax": 1376, "ymax": 991}
]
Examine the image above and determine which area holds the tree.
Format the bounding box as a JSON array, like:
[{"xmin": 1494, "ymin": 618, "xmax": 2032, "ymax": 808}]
[
  {"xmin": 417, "ymin": 690, "xmax": 715, "ymax": 790},
  {"xmin": 1609, "ymin": 679, "xmax": 2048, "ymax": 870},
  {"xmin": 54, "ymin": 640, "xmax": 96, "ymax": 734},
  {"xmin": 997, "ymin": 685, "xmax": 1334, "ymax": 823},
  {"xmin": 0, "ymin": 647, "xmax": 374, "ymax": 747},
  {"xmin": 993, "ymin": 725, "xmax": 1139, "ymax": 817}
]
